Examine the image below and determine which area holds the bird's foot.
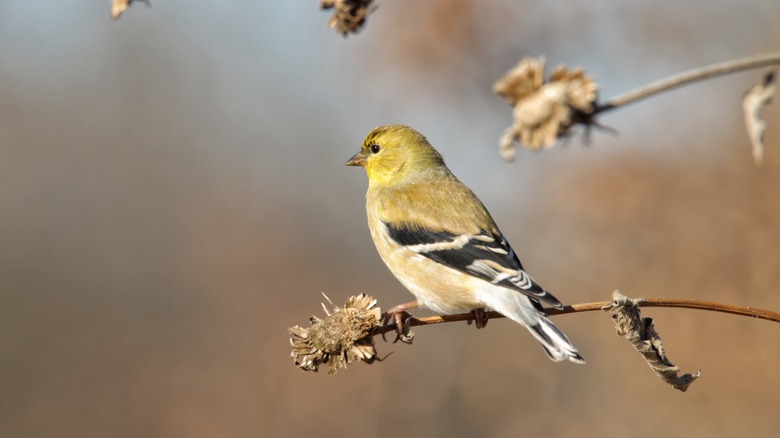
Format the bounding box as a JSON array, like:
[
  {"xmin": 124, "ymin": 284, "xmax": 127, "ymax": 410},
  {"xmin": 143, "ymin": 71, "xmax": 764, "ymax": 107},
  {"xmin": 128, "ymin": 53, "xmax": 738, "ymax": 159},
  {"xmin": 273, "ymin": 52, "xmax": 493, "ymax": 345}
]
[
  {"xmin": 467, "ymin": 308, "xmax": 489, "ymax": 329},
  {"xmin": 381, "ymin": 301, "xmax": 417, "ymax": 344}
]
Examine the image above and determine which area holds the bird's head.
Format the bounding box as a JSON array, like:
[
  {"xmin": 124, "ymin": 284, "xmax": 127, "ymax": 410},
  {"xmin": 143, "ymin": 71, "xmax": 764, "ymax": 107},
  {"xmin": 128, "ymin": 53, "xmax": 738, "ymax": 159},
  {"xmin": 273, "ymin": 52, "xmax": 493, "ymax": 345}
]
[{"xmin": 346, "ymin": 125, "xmax": 445, "ymax": 186}]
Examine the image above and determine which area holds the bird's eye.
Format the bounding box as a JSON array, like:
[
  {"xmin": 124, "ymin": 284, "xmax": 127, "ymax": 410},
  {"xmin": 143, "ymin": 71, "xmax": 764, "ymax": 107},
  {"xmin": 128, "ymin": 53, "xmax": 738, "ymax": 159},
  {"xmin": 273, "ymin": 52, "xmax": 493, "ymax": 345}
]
[{"xmin": 370, "ymin": 144, "xmax": 381, "ymax": 154}]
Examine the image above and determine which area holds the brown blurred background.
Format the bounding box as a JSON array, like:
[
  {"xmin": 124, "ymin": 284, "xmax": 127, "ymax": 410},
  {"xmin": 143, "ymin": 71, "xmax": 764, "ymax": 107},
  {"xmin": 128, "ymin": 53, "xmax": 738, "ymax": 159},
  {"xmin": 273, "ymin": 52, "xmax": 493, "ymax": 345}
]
[{"xmin": 1, "ymin": 1, "xmax": 779, "ymax": 437}]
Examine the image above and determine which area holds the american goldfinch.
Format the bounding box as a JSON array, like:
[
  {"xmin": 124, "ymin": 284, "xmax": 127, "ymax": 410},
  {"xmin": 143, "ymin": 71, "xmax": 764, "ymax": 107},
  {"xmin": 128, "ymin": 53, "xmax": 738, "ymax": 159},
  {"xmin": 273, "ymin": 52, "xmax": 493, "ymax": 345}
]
[{"xmin": 347, "ymin": 125, "xmax": 584, "ymax": 363}]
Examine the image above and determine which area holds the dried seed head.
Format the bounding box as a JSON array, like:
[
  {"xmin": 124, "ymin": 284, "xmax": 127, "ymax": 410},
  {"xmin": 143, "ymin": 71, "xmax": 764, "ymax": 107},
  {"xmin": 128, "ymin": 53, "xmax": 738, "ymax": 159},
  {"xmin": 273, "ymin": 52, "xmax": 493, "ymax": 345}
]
[
  {"xmin": 321, "ymin": 0, "xmax": 375, "ymax": 37},
  {"xmin": 111, "ymin": 0, "xmax": 150, "ymax": 20},
  {"xmin": 493, "ymin": 57, "xmax": 547, "ymax": 106},
  {"xmin": 289, "ymin": 293, "xmax": 382, "ymax": 375},
  {"xmin": 493, "ymin": 57, "xmax": 598, "ymax": 160}
]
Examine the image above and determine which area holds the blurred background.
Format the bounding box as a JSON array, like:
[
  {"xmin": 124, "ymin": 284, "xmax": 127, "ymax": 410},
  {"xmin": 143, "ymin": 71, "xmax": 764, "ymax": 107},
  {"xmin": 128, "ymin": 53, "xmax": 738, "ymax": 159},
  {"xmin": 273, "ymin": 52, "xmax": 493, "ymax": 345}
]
[{"xmin": 1, "ymin": 1, "xmax": 779, "ymax": 436}]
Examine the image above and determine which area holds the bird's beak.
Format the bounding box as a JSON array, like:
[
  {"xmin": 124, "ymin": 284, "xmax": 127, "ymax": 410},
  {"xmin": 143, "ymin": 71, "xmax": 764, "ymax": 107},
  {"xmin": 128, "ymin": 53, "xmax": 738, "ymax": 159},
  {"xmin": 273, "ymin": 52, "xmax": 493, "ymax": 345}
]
[{"xmin": 345, "ymin": 150, "xmax": 367, "ymax": 167}]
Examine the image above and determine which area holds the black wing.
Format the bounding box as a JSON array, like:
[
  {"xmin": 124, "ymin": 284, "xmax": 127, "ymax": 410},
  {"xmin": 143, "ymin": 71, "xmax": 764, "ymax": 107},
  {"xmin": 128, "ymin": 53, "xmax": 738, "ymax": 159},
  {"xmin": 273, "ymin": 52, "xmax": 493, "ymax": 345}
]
[{"xmin": 385, "ymin": 222, "xmax": 563, "ymax": 309}]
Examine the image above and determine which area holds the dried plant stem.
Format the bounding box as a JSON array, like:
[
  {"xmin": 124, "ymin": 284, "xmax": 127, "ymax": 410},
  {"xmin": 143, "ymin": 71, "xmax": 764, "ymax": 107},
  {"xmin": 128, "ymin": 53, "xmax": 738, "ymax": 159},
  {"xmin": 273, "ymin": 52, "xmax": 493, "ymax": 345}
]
[
  {"xmin": 595, "ymin": 52, "xmax": 780, "ymax": 113},
  {"xmin": 382, "ymin": 298, "xmax": 780, "ymax": 334}
]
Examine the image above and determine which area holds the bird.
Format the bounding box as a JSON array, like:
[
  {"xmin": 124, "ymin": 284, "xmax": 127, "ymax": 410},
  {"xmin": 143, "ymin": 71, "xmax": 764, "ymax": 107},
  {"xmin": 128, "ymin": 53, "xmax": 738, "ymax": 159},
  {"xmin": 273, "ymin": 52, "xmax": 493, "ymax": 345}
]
[{"xmin": 346, "ymin": 124, "xmax": 584, "ymax": 363}]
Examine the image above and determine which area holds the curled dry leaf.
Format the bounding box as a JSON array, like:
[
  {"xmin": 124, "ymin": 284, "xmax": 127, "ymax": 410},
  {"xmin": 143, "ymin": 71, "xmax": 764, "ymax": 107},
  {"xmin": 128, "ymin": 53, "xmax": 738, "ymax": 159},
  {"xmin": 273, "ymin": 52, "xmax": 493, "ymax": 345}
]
[
  {"xmin": 742, "ymin": 69, "xmax": 777, "ymax": 165},
  {"xmin": 602, "ymin": 290, "xmax": 700, "ymax": 392},
  {"xmin": 111, "ymin": 0, "xmax": 150, "ymax": 20},
  {"xmin": 320, "ymin": 0, "xmax": 375, "ymax": 37},
  {"xmin": 289, "ymin": 293, "xmax": 382, "ymax": 375},
  {"xmin": 493, "ymin": 57, "xmax": 598, "ymax": 161}
]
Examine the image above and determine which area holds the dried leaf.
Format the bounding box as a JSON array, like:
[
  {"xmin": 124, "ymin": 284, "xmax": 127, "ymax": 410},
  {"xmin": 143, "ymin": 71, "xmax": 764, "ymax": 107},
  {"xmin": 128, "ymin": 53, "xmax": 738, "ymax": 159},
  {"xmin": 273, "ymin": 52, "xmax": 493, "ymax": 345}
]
[
  {"xmin": 742, "ymin": 69, "xmax": 777, "ymax": 165},
  {"xmin": 602, "ymin": 290, "xmax": 700, "ymax": 392}
]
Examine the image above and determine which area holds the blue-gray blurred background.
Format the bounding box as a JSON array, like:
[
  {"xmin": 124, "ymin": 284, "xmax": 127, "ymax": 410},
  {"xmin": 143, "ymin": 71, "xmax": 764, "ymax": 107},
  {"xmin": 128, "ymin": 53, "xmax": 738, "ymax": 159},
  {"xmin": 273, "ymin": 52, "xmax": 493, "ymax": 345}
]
[{"xmin": 1, "ymin": 1, "xmax": 779, "ymax": 437}]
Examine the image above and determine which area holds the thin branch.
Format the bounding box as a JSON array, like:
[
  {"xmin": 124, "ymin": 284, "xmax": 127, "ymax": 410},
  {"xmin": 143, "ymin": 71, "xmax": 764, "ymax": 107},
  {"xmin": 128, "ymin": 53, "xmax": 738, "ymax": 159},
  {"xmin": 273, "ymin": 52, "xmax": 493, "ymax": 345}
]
[
  {"xmin": 595, "ymin": 52, "xmax": 780, "ymax": 113},
  {"xmin": 289, "ymin": 292, "xmax": 780, "ymax": 379},
  {"xmin": 369, "ymin": 293, "xmax": 780, "ymax": 391},
  {"xmin": 380, "ymin": 296, "xmax": 780, "ymax": 335}
]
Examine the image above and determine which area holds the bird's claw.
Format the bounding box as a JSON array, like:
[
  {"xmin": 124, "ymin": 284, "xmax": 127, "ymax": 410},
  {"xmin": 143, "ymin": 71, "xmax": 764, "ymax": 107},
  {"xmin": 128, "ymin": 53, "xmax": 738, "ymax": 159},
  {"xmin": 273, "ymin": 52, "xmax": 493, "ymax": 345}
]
[
  {"xmin": 466, "ymin": 308, "xmax": 489, "ymax": 329},
  {"xmin": 381, "ymin": 308, "xmax": 414, "ymax": 344}
]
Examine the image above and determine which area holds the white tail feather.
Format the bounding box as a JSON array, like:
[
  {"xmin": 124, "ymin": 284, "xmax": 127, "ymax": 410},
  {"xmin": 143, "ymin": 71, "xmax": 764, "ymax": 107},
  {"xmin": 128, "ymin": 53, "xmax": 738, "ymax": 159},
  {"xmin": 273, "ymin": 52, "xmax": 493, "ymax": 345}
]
[{"xmin": 475, "ymin": 285, "xmax": 585, "ymax": 364}]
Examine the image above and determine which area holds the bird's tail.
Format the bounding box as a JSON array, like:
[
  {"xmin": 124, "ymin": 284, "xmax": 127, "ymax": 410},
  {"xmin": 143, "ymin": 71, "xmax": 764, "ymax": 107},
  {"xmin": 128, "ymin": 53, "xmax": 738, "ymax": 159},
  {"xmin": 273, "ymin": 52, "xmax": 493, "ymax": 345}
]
[{"xmin": 476, "ymin": 286, "xmax": 585, "ymax": 364}]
